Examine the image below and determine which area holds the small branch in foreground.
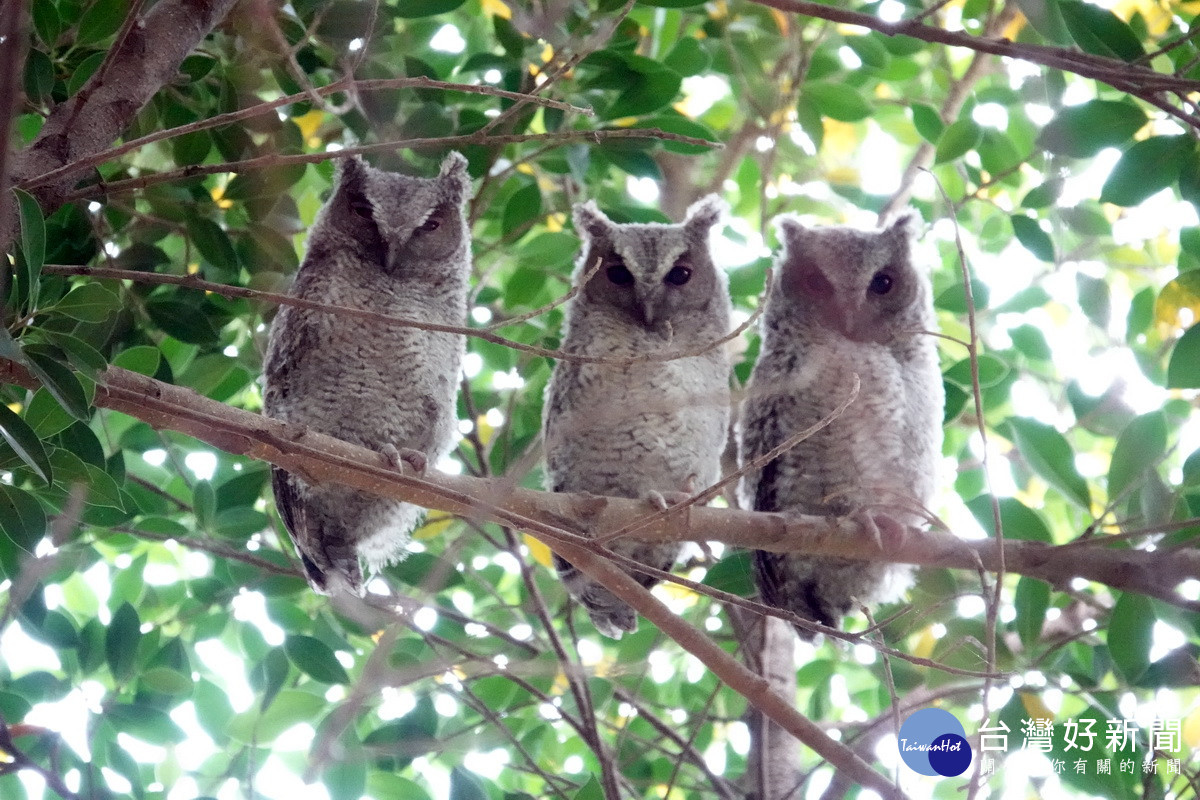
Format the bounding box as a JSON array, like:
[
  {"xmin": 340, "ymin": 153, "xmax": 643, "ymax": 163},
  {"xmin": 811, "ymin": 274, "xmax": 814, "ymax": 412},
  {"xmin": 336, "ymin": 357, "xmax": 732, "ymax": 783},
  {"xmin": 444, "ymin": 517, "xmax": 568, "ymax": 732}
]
[
  {"xmin": 40, "ymin": 264, "xmax": 758, "ymax": 367},
  {"xmin": 64, "ymin": 128, "xmax": 722, "ymax": 202},
  {"xmin": 19, "ymin": 77, "xmax": 593, "ymax": 193}
]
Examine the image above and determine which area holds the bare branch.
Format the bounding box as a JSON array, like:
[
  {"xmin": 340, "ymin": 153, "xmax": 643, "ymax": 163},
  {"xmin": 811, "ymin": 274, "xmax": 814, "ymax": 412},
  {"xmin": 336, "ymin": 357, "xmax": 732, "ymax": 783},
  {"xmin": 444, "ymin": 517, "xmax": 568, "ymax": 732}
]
[{"xmin": 64, "ymin": 128, "xmax": 723, "ymax": 202}]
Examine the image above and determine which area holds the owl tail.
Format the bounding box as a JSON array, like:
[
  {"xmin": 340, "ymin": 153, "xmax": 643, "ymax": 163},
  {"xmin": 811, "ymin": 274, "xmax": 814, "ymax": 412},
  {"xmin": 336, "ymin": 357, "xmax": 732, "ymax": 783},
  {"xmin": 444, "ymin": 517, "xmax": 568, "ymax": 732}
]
[
  {"xmin": 271, "ymin": 467, "xmax": 365, "ymax": 595},
  {"xmin": 553, "ymin": 553, "xmax": 641, "ymax": 639}
]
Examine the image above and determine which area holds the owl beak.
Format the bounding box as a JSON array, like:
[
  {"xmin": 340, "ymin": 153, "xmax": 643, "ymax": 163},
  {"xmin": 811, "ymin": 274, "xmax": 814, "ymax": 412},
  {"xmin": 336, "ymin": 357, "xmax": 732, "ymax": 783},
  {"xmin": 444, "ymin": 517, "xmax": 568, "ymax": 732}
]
[
  {"xmin": 633, "ymin": 287, "xmax": 658, "ymax": 326},
  {"xmin": 639, "ymin": 299, "xmax": 657, "ymax": 326},
  {"xmin": 385, "ymin": 239, "xmax": 406, "ymax": 275}
]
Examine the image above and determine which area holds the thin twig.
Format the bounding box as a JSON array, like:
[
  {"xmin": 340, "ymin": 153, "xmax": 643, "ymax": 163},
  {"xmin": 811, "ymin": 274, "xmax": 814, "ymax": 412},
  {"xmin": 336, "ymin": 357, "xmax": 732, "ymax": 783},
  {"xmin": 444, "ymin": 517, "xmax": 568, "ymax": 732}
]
[
  {"xmin": 40, "ymin": 263, "xmax": 756, "ymax": 367},
  {"xmin": 64, "ymin": 128, "xmax": 723, "ymax": 202},
  {"xmin": 21, "ymin": 78, "xmax": 593, "ymax": 193}
]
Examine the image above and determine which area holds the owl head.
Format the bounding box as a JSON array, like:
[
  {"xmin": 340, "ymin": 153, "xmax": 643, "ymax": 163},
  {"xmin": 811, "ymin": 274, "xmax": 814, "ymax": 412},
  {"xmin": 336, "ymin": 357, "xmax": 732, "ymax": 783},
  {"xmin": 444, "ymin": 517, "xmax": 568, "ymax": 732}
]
[
  {"xmin": 773, "ymin": 210, "xmax": 928, "ymax": 344},
  {"xmin": 315, "ymin": 152, "xmax": 472, "ymax": 276},
  {"xmin": 572, "ymin": 195, "xmax": 728, "ymax": 330}
]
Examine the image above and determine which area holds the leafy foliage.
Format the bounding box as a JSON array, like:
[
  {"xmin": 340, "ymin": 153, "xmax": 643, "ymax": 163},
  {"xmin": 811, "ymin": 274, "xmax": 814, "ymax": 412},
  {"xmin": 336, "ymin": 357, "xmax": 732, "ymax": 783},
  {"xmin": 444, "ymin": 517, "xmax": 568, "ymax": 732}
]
[{"xmin": 2, "ymin": 1, "xmax": 1200, "ymax": 799}]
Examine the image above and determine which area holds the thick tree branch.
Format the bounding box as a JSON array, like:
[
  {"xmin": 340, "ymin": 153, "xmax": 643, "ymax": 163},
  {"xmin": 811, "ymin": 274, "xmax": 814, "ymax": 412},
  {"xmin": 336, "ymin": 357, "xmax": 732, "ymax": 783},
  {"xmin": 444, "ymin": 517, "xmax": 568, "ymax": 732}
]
[
  {"xmin": 11, "ymin": 0, "xmax": 242, "ymax": 212},
  {"xmin": 0, "ymin": 0, "xmax": 27, "ymax": 259},
  {"xmin": 0, "ymin": 360, "xmax": 1195, "ymax": 610}
]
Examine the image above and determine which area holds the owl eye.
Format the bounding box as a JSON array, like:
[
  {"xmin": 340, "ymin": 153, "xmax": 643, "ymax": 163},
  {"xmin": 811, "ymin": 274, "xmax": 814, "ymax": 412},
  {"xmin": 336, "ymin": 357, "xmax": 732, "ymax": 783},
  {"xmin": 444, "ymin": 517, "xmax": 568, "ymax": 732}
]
[
  {"xmin": 606, "ymin": 258, "xmax": 635, "ymax": 286},
  {"xmin": 349, "ymin": 197, "xmax": 374, "ymax": 219},
  {"xmin": 868, "ymin": 271, "xmax": 894, "ymax": 295},
  {"xmin": 665, "ymin": 263, "xmax": 692, "ymax": 286}
]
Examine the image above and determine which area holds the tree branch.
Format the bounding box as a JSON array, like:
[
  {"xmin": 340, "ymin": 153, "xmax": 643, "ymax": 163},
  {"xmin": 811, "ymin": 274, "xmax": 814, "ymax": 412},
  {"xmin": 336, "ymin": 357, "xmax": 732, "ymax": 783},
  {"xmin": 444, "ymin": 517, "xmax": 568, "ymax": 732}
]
[
  {"xmin": 11, "ymin": 0, "xmax": 242, "ymax": 212},
  {"xmin": 0, "ymin": 359, "xmax": 1194, "ymax": 610}
]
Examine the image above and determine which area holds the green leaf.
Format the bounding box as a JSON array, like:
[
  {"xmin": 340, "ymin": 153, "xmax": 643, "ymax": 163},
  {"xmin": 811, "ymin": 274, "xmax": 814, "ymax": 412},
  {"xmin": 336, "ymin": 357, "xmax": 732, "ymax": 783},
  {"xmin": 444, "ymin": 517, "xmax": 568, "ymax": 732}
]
[
  {"xmin": 502, "ymin": 184, "xmax": 542, "ymax": 239},
  {"xmin": 1010, "ymin": 215, "xmax": 1054, "ymax": 262},
  {"xmin": 228, "ymin": 689, "xmax": 326, "ymax": 743},
  {"xmin": 701, "ymin": 551, "xmax": 754, "ymax": 596},
  {"xmin": 106, "ymin": 602, "xmax": 142, "ymax": 682},
  {"xmin": 0, "ymin": 484, "xmax": 47, "ymax": 549},
  {"xmin": 32, "ymin": 1, "xmax": 62, "ymax": 45},
  {"xmin": 1100, "ymin": 135, "xmax": 1194, "ymax": 207},
  {"xmin": 112, "ymin": 345, "xmax": 161, "ymax": 376},
  {"xmin": 1107, "ymin": 593, "xmax": 1154, "ymax": 682},
  {"xmin": 449, "ymin": 767, "xmax": 490, "ymax": 800},
  {"xmin": 1037, "ymin": 100, "xmax": 1146, "ymax": 158},
  {"xmin": 1168, "ymin": 324, "xmax": 1200, "ymax": 388},
  {"xmin": 1014, "ymin": 577, "xmax": 1050, "ymax": 649},
  {"xmin": 1108, "ymin": 412, "xmax": 1167, "ymax": 501},
  {"xmin": 145, "ymin": 299, "xmax": 221, "ymax": 344},
  {"xmin": 934, "ymin": 279, "xmax": 989, "ymax": 313},
  {"xmin": 188, "ymin": 218, "xmax": 239, "ymax": 270},
  {"xmin": 911, "ymin": 103, "xmax": 944, "ymax": 144},
  {"xmin": 572, "ymin": 775, "xmax": 605, "ymax": 800},
  {"xmin": 14, "ymin": 188, "xmax": 44, "ymax": 311},
  {"xmin": 52, "ymin": 282, "xmax": 121, "ymax": 323},
  {"xmin": 284, "ymin": 635, "xmax": 350, "ymax": 684},
  {"xmin": 76, "ymin": 0, "xmax": 129, "ymax": 46},
  {"xmin": 140, "ymin": 666, "xmax": 195, "ymax": 696},
  {"xmin": 106, "ymin": 702, "xmax": 187, "ymax": 744},
  {"xmin": 606, "ymin": 68, "xmax": 682, "ymax": 119},
  {"xmin": 934, "ymin": 119, "xmax": 981, "ymax": 164},
  {"xmin": 966, "ymin": 496, "xmax": 1053, "ymax": 542},
  {"xmin": 0, "ymin": 404, "xmax": 52, "ymax": 485},
  {"xmin": 1005, "ymin": 417, "xmax": 1091, "ymax": 508},
  {"xmin": 943, "ymin": 355, "xmax": 1008, "ymax": 388},
  {"xmin": 1059, "ymin": 0, "xmax": 1145, "ymax": 61},
  {"xmin": 395, "ymin": 0, "xmax": 467, "ymax": 17},
  {"xmin": 23, "ymin": 351, "xmax": 90, "ymax": 420},
  {"xmin": 662, "ymin": 38, "xmax": 710, "ymax": 76},
  {"xmin": 24, "ymin": 389, "xmax": 74, "ymax": 438},
  {"xmin": 1076, "ymin": 273, "xmax": 1111, "ymax": 329},
  {"xmin": 804, "ymin": 82, "xmax": 872, "ymax": 122},
  {"xmin": 1013, "ymin": 0, "xmax": 1072, "ymax": 43},
  {"xmin": 193, "ymin": 479, "xmax": 215, "ymax": 531}
]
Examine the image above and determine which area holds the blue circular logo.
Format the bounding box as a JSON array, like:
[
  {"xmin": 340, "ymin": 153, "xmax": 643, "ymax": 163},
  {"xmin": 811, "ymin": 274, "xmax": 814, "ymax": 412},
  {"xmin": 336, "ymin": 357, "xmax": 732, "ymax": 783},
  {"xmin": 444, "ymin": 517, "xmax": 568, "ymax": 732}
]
[{"xmin": 897, "ymin": 708, "xmax": 972, "ymax": 777}]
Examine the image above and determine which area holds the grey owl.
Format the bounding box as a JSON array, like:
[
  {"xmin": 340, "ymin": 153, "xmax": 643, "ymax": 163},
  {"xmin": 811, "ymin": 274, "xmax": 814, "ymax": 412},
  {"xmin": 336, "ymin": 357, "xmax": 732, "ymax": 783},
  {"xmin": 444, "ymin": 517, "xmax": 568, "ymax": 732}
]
[
  {"xmin": 263, "ymin": 152, "xmax": 472, "ymax": 595},
  {"xmin": 543, "ymin": 196, "xmax": 733, "ymax": 639},
  {"xmin": 737, "ymin": 211, "xmax": 943, "ymax": 634}
]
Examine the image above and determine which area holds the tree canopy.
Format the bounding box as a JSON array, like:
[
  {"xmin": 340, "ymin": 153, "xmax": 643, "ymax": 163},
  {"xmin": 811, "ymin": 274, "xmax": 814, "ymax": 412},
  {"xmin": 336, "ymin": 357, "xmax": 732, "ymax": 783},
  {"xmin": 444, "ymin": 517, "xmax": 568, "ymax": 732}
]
[{"xmin": 1, "ymin": 0, "xmax": 1200, "ymax": 799}]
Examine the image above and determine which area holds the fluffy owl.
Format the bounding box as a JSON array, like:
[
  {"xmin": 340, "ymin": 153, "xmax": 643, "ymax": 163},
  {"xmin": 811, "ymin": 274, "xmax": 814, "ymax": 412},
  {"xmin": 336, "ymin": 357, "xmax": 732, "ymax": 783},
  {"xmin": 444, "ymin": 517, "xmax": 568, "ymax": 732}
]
[
  {"xmin": 263, "ymin": 152, "xmax": 472, "ymax": 595},
  {"xmin": 543, "ymin": 196, "xmax": 733, "ymax": 639},
  {"xmin": 738, "ymin": 211, "xmax": 943, "ymax": 634}
]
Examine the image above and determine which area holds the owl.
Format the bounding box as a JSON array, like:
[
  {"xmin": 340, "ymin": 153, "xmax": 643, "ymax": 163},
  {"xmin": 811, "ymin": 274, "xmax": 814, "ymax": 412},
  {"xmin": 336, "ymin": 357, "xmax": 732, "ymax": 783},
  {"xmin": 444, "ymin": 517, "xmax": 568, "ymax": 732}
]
[
  {"xmin": 737, "ymin": 211, "xmax": 943, "ymax": 635},
  {"xmin": 543, "ymin": 196, "xmax": 733, "ymax": 639},
  {"xmin": 263, "ymin": 152, "xmax": 472, "ymax": 595}
]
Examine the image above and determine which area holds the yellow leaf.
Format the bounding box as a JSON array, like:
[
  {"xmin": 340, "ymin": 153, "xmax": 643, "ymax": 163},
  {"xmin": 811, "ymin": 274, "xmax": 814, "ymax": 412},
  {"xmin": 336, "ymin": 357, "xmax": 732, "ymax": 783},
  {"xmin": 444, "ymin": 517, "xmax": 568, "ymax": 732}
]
[
  {"xmin": 1001, "ymin": 10, "xmax": 1027, "ymax": 40},
  {"xmin": 912, "ymin": 625, "xmax": 938, "ymax": 659},
  {"xmin": 6, "ymin": 403, "xmax": 21, "ymax": 414},
  {"xmin": 293, "ymin": 109, "xmax": 324, "ymax": 142},
  {"xmin": 1111, "ymin": 0, "xmax": 1172, "ymax": 35},
  {"xmin": 476, "ymin": 413, "xmax": 495, "ymax": 446},
  {"xmin": 524, "ymin": 533, "xmax": 554, "ymax": 568},
  {"xmin": 209, "ymin": 183, "xmax": 234, "ymax": 210},
  {"xmin": 1020, "ymin": 691, "xmax": 1054, "ymax": 721},
  {"xmin": 825, "ymin": 166, "xmax": 860, "ymax": 186},
  {"xmin": 516, "ymin": 163, "xmax": 535, "ymax": 176},
  {"xmin": 187, "ymin": 262, "xmax": 200, "ymax": 275},
  {"xmin": 768, "ymin": 8, "xmax": 788, "ymax": 34},
  {"xmin": 822, "ymin": 118, "xmax": 860, "ymax": 157},
  {"xmin": 1154, "ymin": 271, "xmax": 1200, "ymax": 334},
  {"xmin": 0, "ymin": 747, "xmax": 11, "ymax": 764},
  {"xmin": 544, "ymin": 212, "xmax": 566, "ymax": 233},
  {"xmin": 414, "ymin": 511, "xmax": 455, "ymax": 540},
  {"xmin": 541, "ymin": 43, "xmax": 554, "ymax": 64},
  {"xmin": 609, "ymin": 116, "xmax": 639, "ymax": 128},
  {"xmin": 480, "ymin": 0, "xmax": 512, "ymax": 19},
  {"xmin": 1183, "ymin": 706, "xmax": 1200, "ymax": 748}
]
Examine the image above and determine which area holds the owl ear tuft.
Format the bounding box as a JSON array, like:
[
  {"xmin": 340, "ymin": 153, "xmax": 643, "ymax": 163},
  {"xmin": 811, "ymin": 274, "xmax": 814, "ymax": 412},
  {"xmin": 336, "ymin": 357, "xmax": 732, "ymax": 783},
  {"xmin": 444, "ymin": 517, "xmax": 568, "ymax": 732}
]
[
  {"xmin": 437, "ymin": 151, "xmax": 473, "ymax": 205},
  {"xmin": 573, "ymin": 201, "xmax": 613, "ymax": 241},
  {"xmin": 883, "ymin": 208, "xmax": 923, "ymax": 240},
  {"xmin": 683, "ymin": 194, "xmax": 728, "ymax": 232},
  {"xmin": 773, "ymin": 214, "xmax": 814, "ymax": 250},
  {"xmin": 335, "ymin": 155, "xmax": 368, "ymax": 188}
]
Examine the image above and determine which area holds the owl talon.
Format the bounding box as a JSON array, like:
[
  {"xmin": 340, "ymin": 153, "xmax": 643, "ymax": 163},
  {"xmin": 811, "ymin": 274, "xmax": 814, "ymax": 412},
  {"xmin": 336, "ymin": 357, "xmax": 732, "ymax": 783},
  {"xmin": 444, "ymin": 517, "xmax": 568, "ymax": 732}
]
[
  {"xmin": 647, "ymin": 489, "xmax": 691, "ymax": 512},
  {"xmin": 383, "ymin": 444, "xmax": 427, "ymax": 474}
]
